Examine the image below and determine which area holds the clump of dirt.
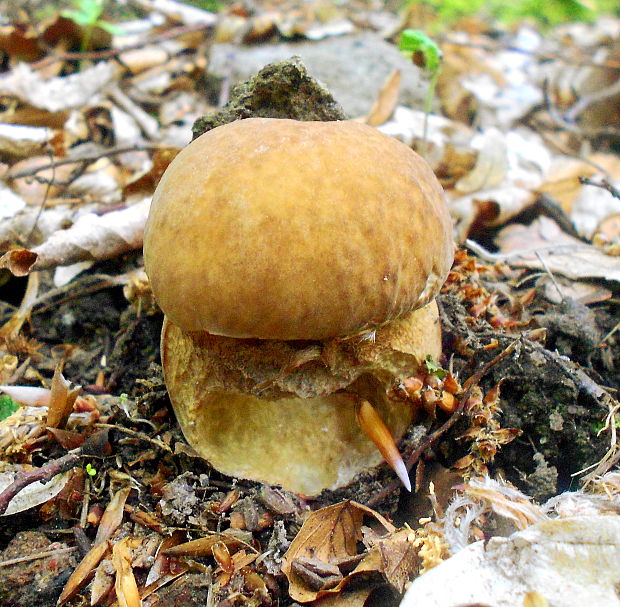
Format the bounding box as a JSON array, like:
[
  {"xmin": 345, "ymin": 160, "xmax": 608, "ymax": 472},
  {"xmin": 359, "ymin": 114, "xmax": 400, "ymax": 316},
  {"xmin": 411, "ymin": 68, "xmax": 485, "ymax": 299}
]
[{"xmin": 0, "ymin": 531, "xmax": 78, "ymax": 607}]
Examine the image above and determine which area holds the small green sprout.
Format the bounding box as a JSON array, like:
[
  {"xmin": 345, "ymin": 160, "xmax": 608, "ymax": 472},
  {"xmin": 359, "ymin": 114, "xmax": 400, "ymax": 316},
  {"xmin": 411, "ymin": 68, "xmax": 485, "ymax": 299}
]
[
  {"xmin": 399, "ymin": 30, "xmax": 443, "ymax": 156},
  {"xmin": 85, "ymin": 462, "xmax": 97, "ymax": 476},
  {"xmin": 62, "ymin": 0, "xmax": 123, "ymax": 59},
  {"xmin": 0, "ymin": 394, "xmax": 19, "ymax": 422},
  {"xmin": 424, "ymin": 355, "xmax": 448, "ymax": 379}
]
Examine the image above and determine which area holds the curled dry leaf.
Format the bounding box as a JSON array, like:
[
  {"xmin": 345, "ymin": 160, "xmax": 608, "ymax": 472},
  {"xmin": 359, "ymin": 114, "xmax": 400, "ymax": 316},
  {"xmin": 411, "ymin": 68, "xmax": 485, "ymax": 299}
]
[
  {"xmin": 95, "ymin": 487, "xmax": 133, "ymax": 545},
  {"xmin": 281, "ymin": 500, "xmax": 395, "ymax": 602},
  {"xmin": 58, "ymin": 540, "xmax": 110, "ymax": 606},
  {"xmin": 0, "ymin": 464, "xmax": 70, "ymax": 516},
  {"xmin": 46, "ymin": 365, "xmax": 80, "ymax": 430},
  {"xmin": 163, "ymin": 530, "xmax": 257, "ymax": 558},
  {"xmin": 0, "ymin": 198, "xmax": 150, "ymax": 275},
  {"xmin": 112, "ymin": 537, "xmax": 143, "ymax": 607},
  {"xmin": 0, "ymin": 62, "xmax": 117, "ymax": 112},
  {"xmin": 495, "ymin": 216, "xmax": 620, "ymax": 283},
  {"xmin": 364, "ymin": 70, "xmax": 401, "ymax": 127}
]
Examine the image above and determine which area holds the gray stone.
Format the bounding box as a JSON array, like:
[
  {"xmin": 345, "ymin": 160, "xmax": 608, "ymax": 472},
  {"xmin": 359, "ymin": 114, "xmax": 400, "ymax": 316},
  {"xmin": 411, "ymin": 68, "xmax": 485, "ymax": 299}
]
[{"xmin": 209, "ymin": 32, "xmax": 428, "ymax": 118}]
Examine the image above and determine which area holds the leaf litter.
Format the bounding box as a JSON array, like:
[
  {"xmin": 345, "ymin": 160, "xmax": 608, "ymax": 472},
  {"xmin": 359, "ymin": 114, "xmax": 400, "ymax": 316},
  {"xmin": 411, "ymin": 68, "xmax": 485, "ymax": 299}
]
[{"xmin": 0, "ymin": 1, "xmax": 618, "ymax": 606}]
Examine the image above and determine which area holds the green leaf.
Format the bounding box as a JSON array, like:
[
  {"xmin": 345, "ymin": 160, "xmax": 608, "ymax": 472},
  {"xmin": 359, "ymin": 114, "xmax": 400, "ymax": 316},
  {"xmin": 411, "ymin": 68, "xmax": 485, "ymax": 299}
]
[
  {"xmin": 399, "ymin": 29, "xmax": 442, "ymax": 75},
  {"xmin": 424, "ymin": 355, "xmax": 448, "ymax": 379},
  {"xmin": 0, "ymin": 394, "xmax": 19, "ymax": 421}
]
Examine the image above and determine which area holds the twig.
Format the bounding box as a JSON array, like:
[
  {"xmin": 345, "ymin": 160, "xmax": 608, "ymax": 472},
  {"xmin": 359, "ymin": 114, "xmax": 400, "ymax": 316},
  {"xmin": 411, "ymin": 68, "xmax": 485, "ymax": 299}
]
[
  {"xmin": 8, "ymin": 145, "xmax": 164, "ymax": 180},
  {"xmin": 366, "ymin": 341, "xmax": 518, "ymax": 508},
  {"xmin": 25, "ymin": 145, "xmax": 55, "ymax": 247},
  {"xmin": 579, "ymin": 177, "xmax": 620, "ymax": 200},
  {"xmin": 535, "ymin": 250, "xmax": 564, "ymax": 303},
  {"xmin": 94, "ymin": 423, "xmax": 173, "ymax": 452},
  {"xmin": 0, "ymin": 449, "xmax": 82, "ymax": 516},
  {"xmin": 0, "ymin": 546, "xmax": 77, "ymax": 568}
]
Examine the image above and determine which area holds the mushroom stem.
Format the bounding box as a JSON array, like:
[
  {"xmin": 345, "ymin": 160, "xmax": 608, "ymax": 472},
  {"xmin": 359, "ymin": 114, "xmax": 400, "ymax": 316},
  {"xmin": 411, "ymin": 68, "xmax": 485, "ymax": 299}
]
[{"xmin": 355, "ymin": 399, "xmax": 411, "ymax": 492}]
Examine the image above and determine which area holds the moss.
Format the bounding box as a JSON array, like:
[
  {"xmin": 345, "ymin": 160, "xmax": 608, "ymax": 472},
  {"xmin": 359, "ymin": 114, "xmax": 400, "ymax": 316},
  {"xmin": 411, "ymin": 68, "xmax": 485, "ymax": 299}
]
[{"xmin": 192, "ymin": 57, "xmax": 347, "ymax": 139}]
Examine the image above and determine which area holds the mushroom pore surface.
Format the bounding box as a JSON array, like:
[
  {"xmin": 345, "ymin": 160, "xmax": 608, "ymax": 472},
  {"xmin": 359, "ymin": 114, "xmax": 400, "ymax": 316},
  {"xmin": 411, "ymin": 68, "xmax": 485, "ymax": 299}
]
[{"xmin": 144, "ymin": 118, "xmax": 454, "ymax": 340}]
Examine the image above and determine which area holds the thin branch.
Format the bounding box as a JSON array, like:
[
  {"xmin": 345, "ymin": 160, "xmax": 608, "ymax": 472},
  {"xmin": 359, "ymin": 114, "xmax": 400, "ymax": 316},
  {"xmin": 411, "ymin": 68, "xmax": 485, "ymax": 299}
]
[
  {"xmin": 0, "ymin": 546, "xmax": 76, "ymax": 568},
  {"xmin": 8, "ymin": 144, "xmax": 164, "ymax": 180},
  {"xmin": 579, "ymin": 177, "xmax": 620, "ymax": 200},
  {"xmin": 0, "ymin": 450, "xmax": 82, "ymax": 516}
]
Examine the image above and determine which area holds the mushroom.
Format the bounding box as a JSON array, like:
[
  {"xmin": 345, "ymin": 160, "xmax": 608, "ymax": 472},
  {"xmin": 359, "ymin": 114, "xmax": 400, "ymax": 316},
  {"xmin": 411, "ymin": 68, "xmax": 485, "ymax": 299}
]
[{"xmin": 144, "ymin": 118, "xmax": 454, "ymax": 496}]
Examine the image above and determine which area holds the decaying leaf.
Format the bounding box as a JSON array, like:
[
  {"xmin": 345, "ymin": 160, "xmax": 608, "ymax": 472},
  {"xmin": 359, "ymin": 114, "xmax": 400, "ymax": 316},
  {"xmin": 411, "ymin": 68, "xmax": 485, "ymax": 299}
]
[
  {"xmin": 95, "ymin": 487, "xmax": 133, "ymax": 545},
  {"xmin": 0, "ymin": 198, "xmax": 150, "ymax": 275},
  {"xmin": 364, "ymin": 70, "xmax": 401, "ymax": 127},
  {"xmin": 0, "ymin": 62, "xmax": 117, "ymax": 112},
  {"xmin": 0, "ymin": 464, "xmax": 70, "ymax": 516},
  {"xmin": 495, "ymin": 216, "xmax": 620, "ymax": 283},
  {"xmin": 112, "ymin": 537, "xmax": 143, "ymax": 607},
  {"xmin": 281, "ymin": 500, "xmax": 395, "ymax": 602},
  {"xmin": 46, "ymin": 365, "xmax": 80, "ymax": 430},
  {"xmin": 58, "ymin": 540, "xmax": 111, "ymax": 606},
  {"xmin": 164, "ymin": 530, "xmax": 257, "ymax": 558}
]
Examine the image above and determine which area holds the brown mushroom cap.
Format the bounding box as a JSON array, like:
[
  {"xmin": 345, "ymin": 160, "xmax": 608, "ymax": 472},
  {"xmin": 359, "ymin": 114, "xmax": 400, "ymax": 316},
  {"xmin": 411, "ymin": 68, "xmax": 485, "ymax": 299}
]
[{"xmin": 144, "ymin": 118, "xmax": 453, "ymax": 341}]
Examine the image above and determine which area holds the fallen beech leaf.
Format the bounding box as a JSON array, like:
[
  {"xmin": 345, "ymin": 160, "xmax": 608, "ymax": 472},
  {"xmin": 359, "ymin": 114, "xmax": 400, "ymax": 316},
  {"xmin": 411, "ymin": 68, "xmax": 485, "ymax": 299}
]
[
  {"xmin": 0, "ymin": 464, "xmax": 70, "ymax": 516},
  {"xmin": 311, "ymin": 587, "xmax": 376, "ymax": 607},
  {"xmin": 0, "ymin": 198, "xmax": 150, "ymax": 275},
  {"xmin": 374, "ymin": 528, "xmax": 421, "ymax": 593},
  {"xmin": 365, "ymin": 70, "xmax": 401, "ymax": 127},
  {"xmin": 455, "ymin": 128, "xmax": 509, "ymax": 193},
  {"xmin": 58, "ymin": 540, "xmax": 110, "ymax": 606},
  {"xmin": 282, "ymin": 500, "xmax": 394, "ymax": 602},
  {"xmin": 450, "ymin": 186, "xmax": 535, "ymax": 242},
  {"xmin": 0, "ymin": 62, "xmax": 117, "ymax": 112},
  {"xmin": 495, "ymin": 216, "xmax": 620, "ymax": 283}
]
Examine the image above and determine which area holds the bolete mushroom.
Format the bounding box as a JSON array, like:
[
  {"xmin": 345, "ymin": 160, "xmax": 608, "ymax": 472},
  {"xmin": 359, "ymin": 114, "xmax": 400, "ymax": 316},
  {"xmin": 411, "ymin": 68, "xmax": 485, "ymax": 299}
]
[{"xmin": 144, "ymin": 118, "xmax": 454, "ymax": 496}]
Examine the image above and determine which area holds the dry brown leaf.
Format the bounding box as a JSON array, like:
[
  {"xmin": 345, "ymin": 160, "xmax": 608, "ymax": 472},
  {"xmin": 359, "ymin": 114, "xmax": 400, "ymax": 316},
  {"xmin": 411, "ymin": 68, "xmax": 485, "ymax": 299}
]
[
  {"xmin": 46, "ymin": 365, "xmax": 80, "ymax": 430},
  {"xmin": 281, "ymin": 500, "xmax": 395, "ymax": 603},
  {"xmin": 0, "ymin": 62, "xmax": 117, "ymax": 112},
  {"xmin": 311, "ymin": 587, "xmax": 376, "ymax": 607},
  {"xmin": 0, "ymin": 198, "xmax": 150, "ymax": 275},
  {"xmin": 91, "ymin": 558, "xmax": 115, "ymax": 606},
  {"xmin": 450, "ymin": 186, "xmax": 535, "ymax": 242},
  {"xmin": 373, "ymin": 528, "xmax": 421, "ymax": 593},
  {"xmin": 95, "ymin": 487, "xmax": 132, "ymax": 545},
  {"xmin": 364, "ymin": 70, "xmax": 401, "ymax": 127},
  {"xmin": 58, "ymin": 540, "xmax": 110, "ymax": 606},
  {"xmin": 495, "ymin": 216, "xmax": 620, "ymax": 283},
  {"xmin": 123, "ymin": 148, "xmax": 180, "ymax": 199},
  {"xmin": 455, "ymin": 129, "xmax": 509, "ymax": 193},
  {"xmin": 112, "ymin": 538, "xmax": 142, "ymax": 607}
]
